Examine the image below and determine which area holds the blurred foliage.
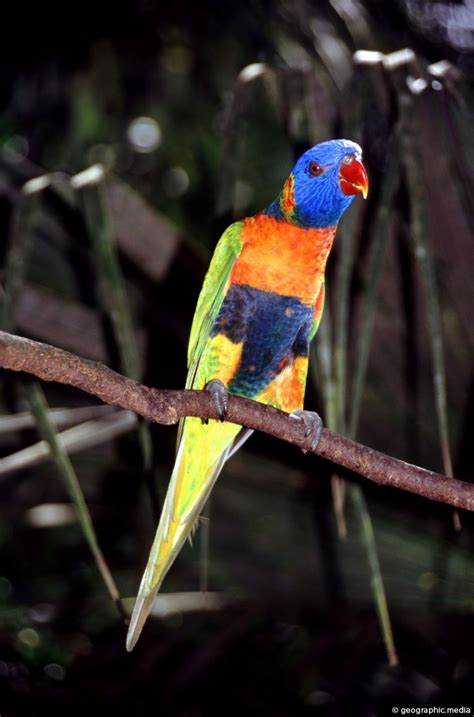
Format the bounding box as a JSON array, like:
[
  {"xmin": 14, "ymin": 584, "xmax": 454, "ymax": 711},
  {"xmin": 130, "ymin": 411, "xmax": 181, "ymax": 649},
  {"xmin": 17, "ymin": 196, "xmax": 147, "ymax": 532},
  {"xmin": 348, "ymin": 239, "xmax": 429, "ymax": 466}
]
[{"xmin": 0, "ymin": 0, "xmax": 473, "ymax": 714}]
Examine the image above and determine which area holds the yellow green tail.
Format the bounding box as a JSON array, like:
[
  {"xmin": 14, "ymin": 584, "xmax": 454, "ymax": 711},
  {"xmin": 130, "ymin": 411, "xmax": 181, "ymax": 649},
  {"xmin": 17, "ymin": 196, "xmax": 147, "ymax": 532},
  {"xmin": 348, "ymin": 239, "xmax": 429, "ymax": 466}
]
[{"xmin": 126, "ymin": 416, "xmax": 242, "ymax": 651}]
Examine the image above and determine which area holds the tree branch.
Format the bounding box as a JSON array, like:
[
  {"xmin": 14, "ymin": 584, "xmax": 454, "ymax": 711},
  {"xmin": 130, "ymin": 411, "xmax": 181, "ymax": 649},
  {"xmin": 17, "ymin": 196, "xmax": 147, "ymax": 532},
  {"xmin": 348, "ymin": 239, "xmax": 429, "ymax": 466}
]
[{"xmin": 0, "ymin": 330, "xmax": 472, "ymax": 511}]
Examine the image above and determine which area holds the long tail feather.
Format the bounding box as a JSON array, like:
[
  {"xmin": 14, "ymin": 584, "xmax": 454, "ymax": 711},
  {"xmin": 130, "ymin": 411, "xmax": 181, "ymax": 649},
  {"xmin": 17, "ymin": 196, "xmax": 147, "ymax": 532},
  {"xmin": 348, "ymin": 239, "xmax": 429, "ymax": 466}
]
[{"xmin": 126, "ymin": 417, "xmax": 241, "ymax": 650}]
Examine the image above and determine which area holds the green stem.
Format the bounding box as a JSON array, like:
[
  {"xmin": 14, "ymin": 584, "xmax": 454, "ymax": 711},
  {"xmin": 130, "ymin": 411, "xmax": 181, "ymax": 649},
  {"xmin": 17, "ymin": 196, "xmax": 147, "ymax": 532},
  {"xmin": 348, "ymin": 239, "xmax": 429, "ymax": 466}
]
[
  {"xmin": 72, "ymin": 165, "xmax": 152, "ymax": 470},
  {"xmin": 350, "ymin": 484, "xmax": 399, "ymax": 666},
  {"xmin": 397, "ymin": 90, "xmax": 459, "ymax": 529},
  {"xmin": 349, "ymin": 141, "xmax": 400, "ymax": 438},
  {"xmin": 27, "ymin": 383, "xmax": 122, "ymax": 607}
]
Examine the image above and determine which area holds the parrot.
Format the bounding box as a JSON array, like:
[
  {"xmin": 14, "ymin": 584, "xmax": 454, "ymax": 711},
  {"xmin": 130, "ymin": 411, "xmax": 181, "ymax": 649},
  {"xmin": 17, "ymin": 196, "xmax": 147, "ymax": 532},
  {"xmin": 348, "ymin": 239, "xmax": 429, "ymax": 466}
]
[{"xmin": 126, "ymin": 138, "xmax": 368, "ymax": 650}]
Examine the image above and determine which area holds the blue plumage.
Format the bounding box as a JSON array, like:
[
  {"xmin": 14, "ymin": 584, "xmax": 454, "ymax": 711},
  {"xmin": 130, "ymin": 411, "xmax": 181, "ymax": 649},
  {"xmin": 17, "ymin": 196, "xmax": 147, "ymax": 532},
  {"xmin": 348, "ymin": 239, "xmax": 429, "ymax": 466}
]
[{"xmin": 212, "ymin": 284, "xmax": 313, "ymax": 397}]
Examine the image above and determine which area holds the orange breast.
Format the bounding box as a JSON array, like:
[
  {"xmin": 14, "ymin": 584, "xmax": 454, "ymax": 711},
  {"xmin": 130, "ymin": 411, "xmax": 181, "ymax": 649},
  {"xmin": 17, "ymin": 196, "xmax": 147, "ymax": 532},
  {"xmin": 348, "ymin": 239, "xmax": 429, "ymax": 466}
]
[{"xmin": 230, "ymin": 214, "xmax": 336, "ymax": 305}]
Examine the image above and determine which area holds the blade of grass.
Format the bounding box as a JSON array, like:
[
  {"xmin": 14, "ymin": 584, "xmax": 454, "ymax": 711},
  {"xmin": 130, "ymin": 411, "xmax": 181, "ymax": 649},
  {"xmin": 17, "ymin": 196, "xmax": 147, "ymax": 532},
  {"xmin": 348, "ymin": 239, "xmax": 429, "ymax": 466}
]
[
  {"xmin": 396, "ymin": 85, "xmax": 460, "ymax": 530},
  {"xmin": 330, "ymin": 64, "xmax": 398, "ymax": 663},
  {"xmin": 70, "ymin": 166, "xmax": 141, "ymax": 381},
  {"xmin": 310, "ymin": 304, "xmax": 348, "ymax": 538},
  {"xmin": 333, "ymin": 211, "xmax": 359, "ymax": 433},
  {"xmin": 0, "ymin": 405, "xmax": 116, "ymax": 435},
  {"xmin": 349, "ymin": 139, "xmax": 400, "ymax": 438},
  {"xmin": 0, "ymin": 410, "xmax": 137, "ymax": 477},
  {"xmin": 27, "ymin": 383, "xmax": 123, "ymax": 608},
  {"xmin": 349, "ymin": 484, "xmax": 399, "ymax": 666},
  {"xmin": 334, "ymin": 69, "xmax": 365, "ymax": 435},
  {"xmin": 333, "ymin": 228, "xmax": 398, "ymax": 662},
  {"xmin": 71, "ymin": 165, "xmax": 152, "ymax": 470}
]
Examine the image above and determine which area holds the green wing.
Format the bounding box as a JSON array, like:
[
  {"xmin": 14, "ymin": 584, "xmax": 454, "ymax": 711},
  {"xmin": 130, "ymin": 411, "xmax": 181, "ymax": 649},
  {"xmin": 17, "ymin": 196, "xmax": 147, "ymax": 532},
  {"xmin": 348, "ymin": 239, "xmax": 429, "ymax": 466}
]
[
  {"xmin": 309, "ymin": 280, "xmax": 325, "ymax": 342},
  {"xmin": 186, "ymin": 220, "xmax": 244, "ymax": 389}
]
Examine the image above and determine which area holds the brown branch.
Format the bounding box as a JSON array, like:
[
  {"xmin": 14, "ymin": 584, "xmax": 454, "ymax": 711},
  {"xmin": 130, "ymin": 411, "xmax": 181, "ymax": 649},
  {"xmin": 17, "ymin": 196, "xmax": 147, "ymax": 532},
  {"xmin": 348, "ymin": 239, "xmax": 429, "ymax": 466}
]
[{"xmin": 0, "ymin": 330, "xmax": 473, "ymax": 511}]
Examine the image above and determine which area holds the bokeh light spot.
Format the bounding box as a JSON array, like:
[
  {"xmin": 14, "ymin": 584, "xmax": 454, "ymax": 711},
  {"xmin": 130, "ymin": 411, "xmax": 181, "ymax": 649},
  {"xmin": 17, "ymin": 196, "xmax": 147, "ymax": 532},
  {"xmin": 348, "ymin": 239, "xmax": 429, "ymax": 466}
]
[
  {"xmin": 43, "ymin": 663, "xmax": 65, "ymax": 681},
  {"xmin": 127, "ymin": 117, "xmax": 162, "ymax": 153},
  {"xmin": 17, "ymin": 627, "xmax": 40, "ymax": 648},
  {"xmin": 163, "ymin": 166, "xmax": 190, "ymax": 198}
]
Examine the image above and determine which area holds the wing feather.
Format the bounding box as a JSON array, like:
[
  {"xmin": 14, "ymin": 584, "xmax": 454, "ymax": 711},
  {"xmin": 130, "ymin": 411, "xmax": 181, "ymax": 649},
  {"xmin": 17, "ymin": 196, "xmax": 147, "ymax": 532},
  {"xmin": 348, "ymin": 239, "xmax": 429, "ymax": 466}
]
[
  {"xmin": 186, "ymin": 220, "xmax": 244, "ymax": 386},
  {"xmin": 176, "ymin": 221, "xmax": 244, "ymax": 446},
  {"xmin": 309, "ymin": 280, "xmax": 325, "ymax": 342}
]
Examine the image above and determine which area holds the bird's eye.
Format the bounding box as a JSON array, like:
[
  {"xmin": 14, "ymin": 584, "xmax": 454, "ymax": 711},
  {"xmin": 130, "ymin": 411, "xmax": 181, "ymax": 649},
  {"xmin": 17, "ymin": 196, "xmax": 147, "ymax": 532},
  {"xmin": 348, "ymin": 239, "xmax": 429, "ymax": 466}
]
[{"xmin": 308, "ymin": 161, "xmax": 322, "ymax": 177}]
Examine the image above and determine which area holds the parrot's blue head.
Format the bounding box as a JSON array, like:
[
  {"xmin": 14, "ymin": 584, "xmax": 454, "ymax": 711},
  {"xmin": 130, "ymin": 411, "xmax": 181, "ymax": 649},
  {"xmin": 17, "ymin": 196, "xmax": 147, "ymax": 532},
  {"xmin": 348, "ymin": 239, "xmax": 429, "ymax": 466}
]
[{"xmin": 265, "ymin": 139, "xmax": 368, "ymax": 229}]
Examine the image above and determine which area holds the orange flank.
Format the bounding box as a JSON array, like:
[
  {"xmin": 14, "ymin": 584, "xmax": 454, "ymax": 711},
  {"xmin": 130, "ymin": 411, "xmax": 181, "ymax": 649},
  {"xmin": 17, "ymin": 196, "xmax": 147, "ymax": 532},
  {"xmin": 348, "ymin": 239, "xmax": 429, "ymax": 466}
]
[
  {"xmin": 257, "ymin": 355, "xmax": 308, "ymax": 412},
  {"xmin": 230, "ymin": 214, "xmax": 336, "ymax": 306},
  {"xmin": 281, "ymin": 174, "xmax": 296, "ymax": 215},
  {"xmin": 313, "ymin": 280, "xmax": 325, "ymax": 330}
]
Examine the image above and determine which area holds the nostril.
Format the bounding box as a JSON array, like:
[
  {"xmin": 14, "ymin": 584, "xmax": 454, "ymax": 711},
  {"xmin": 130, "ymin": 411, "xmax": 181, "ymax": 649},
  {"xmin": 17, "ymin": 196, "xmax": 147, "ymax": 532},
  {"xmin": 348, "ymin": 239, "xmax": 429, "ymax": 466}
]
[{"xmin": 341, "ymin": 154, "xmax": 355, "ymax": 165}]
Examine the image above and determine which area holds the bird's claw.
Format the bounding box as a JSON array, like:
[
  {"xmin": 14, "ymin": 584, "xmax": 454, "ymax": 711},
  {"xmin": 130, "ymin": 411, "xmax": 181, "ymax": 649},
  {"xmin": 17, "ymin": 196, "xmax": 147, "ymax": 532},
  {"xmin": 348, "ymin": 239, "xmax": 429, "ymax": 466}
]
[
  {"xmin": 205, "ymin": 379, "xmax": 229, "ymax": 421},
  {"xmin": 290, "ymin": 410, "xmax": 323, "ymax": 453}
]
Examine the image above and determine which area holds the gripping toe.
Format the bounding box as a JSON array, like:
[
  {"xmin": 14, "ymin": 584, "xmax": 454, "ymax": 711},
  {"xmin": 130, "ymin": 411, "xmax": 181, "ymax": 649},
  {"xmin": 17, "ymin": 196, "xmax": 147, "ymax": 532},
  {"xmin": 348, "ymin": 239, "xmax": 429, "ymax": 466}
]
[
  {"xmin": 290, "ymin": 410, "xmax": 323, "ymax": 453},
  {"xmin": 205, "ymin": 379, "xmax": 229, "ymax": 421}
]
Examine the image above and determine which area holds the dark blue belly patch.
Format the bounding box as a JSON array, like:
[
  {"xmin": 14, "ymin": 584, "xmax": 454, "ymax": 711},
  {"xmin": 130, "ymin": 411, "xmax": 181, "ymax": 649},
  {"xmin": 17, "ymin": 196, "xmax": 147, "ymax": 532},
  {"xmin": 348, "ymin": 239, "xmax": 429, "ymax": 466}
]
[{"xmin": 211, "ymin": 283, "xmax": 313, "ymax": 397}]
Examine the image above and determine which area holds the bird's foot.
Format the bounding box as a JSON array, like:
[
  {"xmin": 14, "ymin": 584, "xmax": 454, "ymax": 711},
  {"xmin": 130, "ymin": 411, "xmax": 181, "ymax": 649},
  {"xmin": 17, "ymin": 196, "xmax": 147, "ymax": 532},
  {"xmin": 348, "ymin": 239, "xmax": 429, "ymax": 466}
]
[
  {"xmin": 290, "ymin": 410, "xmax": 323, "ymax": 453},
  {"xmin": 205, "ymin": 379, "xmax": 229, "ymax": 422}
]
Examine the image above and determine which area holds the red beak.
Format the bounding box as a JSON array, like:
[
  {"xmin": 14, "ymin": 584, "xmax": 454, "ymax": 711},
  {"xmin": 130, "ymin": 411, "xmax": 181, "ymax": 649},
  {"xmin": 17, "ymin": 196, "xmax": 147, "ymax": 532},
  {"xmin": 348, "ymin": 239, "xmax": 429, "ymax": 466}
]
[{"xmin": 339, "ymin": 156, "xmax": 369, "ymax": 199}]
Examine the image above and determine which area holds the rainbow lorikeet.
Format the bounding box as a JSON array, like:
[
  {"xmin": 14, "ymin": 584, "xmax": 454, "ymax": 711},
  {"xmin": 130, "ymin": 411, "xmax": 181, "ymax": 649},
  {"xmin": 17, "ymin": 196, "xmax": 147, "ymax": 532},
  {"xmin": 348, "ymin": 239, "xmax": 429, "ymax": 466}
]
[{"xmin": 126, "ymin": 139, "xmax": 368, "ymax": 650}]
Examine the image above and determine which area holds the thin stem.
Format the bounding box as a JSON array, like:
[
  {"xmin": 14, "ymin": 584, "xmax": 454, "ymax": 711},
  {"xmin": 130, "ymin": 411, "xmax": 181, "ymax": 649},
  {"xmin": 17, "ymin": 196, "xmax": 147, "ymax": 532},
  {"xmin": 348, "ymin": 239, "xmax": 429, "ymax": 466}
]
[
  {"xmin": 350, "ymin": 485, "xmax": 398, "ymax": 666},
  {"xmin": 397, "ymin": 89, "xmax": 459, "ymax": 530},
  {"xmin": 27, "ymin": 383, "xmax": 124, "ymax": 612},
  {"xmin": 349, "ymin": 142, "xmax": 400, "ymax": 438},
  {"xmin": 72, "ymin": 165, "xmax": 152, "ymax": 470}
]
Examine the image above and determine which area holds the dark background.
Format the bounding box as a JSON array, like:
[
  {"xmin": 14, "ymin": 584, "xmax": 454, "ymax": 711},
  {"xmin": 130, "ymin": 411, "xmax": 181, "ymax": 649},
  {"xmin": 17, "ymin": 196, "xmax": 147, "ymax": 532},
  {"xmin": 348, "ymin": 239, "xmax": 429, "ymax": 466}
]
[{"xmin": 0, "ymin": 1, "xmax": 473, "ymax": 714}]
